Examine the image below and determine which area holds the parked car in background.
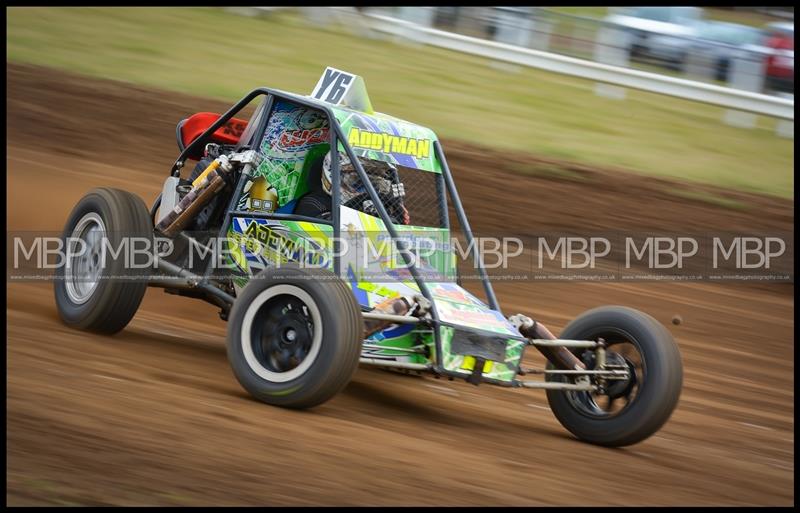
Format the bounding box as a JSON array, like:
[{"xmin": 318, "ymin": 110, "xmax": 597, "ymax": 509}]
[
  {"xmin": 604, "ymin": 6, "xmax": 705, "ymax": 71},
  {"xmin": 687, "ymin": 21, "xmax": 767, "ymax": 82},
  {"xmin": 763, "ymin": 22, "xmax": 794, "ymax": 94}
]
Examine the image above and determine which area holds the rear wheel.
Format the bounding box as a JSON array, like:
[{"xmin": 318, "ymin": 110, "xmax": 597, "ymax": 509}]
[
  {"xmin": 545, "ymin": 306, "xmax": 683, "ymax": 447},
  {"xmin": 54, "ymin": 188, "xmax": 153, "ymax": 334},
  {"xmin": 226, "ymin": 265, "xmax": 363, "ymax": 409}
]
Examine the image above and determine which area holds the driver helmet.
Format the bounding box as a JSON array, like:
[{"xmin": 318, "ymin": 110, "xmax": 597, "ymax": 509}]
[{"xmin": 321, "ymin": 150, "xmax": 401, "ymax": 205}]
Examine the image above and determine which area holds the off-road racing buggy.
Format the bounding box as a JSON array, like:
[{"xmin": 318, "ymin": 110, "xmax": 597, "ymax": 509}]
[{"xmin": 54, "ymin": 68, "xmax": 683, "ymax": 447}]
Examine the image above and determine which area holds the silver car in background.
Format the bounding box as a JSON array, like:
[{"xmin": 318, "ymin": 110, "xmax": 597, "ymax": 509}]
[
  {"xmin": 687, "ymin": 21, "xmax": 768, "ymax": 82},
  {"xmin": 604, "ymin": 6, "xmax": 704, "ymax": 70}
]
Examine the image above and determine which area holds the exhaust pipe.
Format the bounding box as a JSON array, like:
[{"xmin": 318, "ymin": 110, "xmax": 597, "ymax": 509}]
[
  {"xmin": 156, "ymin": 155, "xmax": 233, "ymax": 238},
  {"xmin": 509, "ymin": 314, "xmax": 586, "ymax": 370}
]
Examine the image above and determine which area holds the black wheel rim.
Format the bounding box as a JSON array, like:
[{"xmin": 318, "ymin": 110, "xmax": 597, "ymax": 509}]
[
  {"xmin": 566, "ymin": 329, "xmax": 645, "ymax": 419},
  {"xmin": 250, "ymin": 294, "xmax": 315, "ymax": 374}
]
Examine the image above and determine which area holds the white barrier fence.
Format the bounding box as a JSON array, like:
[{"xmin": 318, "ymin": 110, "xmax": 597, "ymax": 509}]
[
  {"xmin": 363, "ymin": 12, "xmax": 793, "ymax": 120},
  {"xmin": 241, "ymin": 7, "xmax": 794, "ymax": 135}
]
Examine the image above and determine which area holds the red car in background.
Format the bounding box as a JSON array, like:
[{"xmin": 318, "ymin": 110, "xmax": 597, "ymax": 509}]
[{"xmin": 764, "ymin": 22, "xmax": 794, "ymax": 94}]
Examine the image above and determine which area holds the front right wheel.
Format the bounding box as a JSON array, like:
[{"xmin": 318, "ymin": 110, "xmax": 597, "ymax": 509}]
[
  {"xmin": 53, "ymin": 187, "xmax": 152, "ymax": 334},
  {"xmin": 545, "ymin": 306, "xmax": 683, "ymax": 447}
]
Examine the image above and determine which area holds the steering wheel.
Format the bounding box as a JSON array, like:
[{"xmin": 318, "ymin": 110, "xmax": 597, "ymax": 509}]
[{"xmin": 342, "ymin": 192, "xmax": 409, "ymax": 225}]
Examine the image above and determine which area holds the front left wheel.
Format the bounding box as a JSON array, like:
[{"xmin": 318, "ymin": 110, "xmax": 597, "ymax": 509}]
[{"xmin": 226, "ymin": 265, "xmax": 363, "ymax": 409}]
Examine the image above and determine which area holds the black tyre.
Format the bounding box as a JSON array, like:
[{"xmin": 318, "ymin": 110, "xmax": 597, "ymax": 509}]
[
  {"xmin": 545, "ymin": 306, "xmax": 683, "ymax": 447},
  {"xmin": 54, "ymin": 188, "xmax": 153, "ymax": 334},
  {"xmin": 226, "ymin": 265, "xmax": 363, "ymax": 409}
]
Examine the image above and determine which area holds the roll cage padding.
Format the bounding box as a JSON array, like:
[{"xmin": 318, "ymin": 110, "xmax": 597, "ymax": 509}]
[{"xmin": 176, "ymin": 112, "xmax": 249, "ymax": 160}]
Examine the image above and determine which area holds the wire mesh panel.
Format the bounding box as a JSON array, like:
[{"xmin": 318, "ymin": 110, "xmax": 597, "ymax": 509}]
[
  {"xmin": 396, "ymin": 165, "xmax": 446, "ymax": 229},
  {"xmin": 338, "ymin": 157, "xmax": 447, "ymax": 229}
]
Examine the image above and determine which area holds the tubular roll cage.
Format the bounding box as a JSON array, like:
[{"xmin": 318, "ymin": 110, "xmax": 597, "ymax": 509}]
[{"xmin": 151, "ymin": 87, "xmax": 599, "ymax": 388}]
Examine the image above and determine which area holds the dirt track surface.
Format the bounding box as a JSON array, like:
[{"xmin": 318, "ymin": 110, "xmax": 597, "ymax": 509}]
[{"xmin": 6, "ymin": 63, "xmax": 794, "ymax": 506}]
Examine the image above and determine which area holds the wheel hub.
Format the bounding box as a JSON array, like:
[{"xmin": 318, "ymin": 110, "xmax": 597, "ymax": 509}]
[
  {"xmin": 276, "ymin": 317, "xmax": 308, "ymax": 348},
  {"xmin": 259, "ymin": 305, "xmax": 313, "ymax": 373},
  {"xmin": 604, "ymin": 352, "xmax": 636, "ymax": 399},
  {"xmin": 568, "ymin": 344, "xmax": 641, "ymax": 419}
]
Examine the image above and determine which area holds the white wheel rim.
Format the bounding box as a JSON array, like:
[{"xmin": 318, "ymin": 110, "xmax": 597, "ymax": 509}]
[
  {"xmin": 240, "ymin": 284, "xmax": 323, "ymax": 383},
  {"xmin": 64, "ymin": 212, "xmax": 106, "ymax": 305}
]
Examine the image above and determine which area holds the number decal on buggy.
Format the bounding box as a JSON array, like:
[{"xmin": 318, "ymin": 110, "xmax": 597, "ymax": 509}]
[{"xmin": 311, "ymin": 67, "xmax": 355, "ymax": 104}]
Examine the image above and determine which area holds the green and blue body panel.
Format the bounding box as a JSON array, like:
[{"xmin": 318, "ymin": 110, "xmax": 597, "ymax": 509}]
[{"xmin": 225, "ymin": 208, "xmax": 526, "ymax": 384}]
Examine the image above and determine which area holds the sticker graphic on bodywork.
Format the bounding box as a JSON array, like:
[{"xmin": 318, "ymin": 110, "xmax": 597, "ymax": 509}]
[
  {"xmin": 255, "ymin": 100, "xmax": 330, "ymax": 207},
  {"xmin": 333, "ymin": 107, "xmax": 441, "ymax": 173}
]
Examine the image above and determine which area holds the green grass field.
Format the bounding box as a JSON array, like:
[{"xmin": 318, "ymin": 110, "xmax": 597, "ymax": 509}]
[{"xmin": 6, "ymin": 7, "xmax": 794, "ymax": 198}]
